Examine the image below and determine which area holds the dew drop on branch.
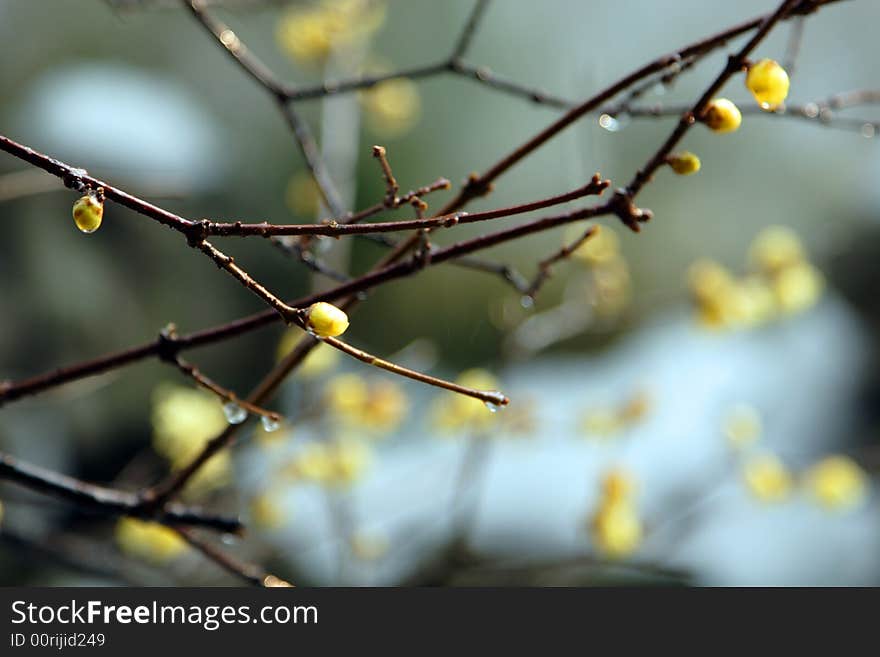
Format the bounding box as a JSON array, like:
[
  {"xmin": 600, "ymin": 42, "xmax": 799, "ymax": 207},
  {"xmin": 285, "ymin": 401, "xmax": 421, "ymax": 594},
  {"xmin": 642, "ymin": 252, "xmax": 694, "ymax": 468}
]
[
  {"xmin": 261, "ymin": 415, "xmax": 281, "ymax": 432},
  {"xmin": 223, "ymin": 402, "xmax": 248, "ymax": 424}
]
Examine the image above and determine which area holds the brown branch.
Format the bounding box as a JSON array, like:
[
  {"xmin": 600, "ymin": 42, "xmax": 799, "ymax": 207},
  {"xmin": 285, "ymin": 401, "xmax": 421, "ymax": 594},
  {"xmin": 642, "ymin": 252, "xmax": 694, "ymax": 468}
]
[
  {"xmin": 437, "ymin": 0, "xmax": 841, "ymax": 215},
  {"xmin": 0, "ymin": 451, "xmax": 242, "ymax": 533},
  {"xmin": 624, "ymin": 0, "xmax": 805, "ymax": 201},
  {"xmin": 176, "ymin": 527, "xmax": 291, "ymax": 586}
]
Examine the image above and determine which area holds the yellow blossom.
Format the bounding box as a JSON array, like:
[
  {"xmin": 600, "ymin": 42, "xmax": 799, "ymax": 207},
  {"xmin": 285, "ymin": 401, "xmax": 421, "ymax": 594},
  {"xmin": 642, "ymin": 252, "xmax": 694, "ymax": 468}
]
[
  {"xmin": 746, "ymin": 59, "xmax": 790, "ymax": 110},
  {"xmin": 772, "ymin": 262, "xmax": 823, "ymax": 315},
  {"xmin": 430, "ymin": 369, "xmax": 500, "ymax": 433},
  {"xmin": 250, "ymin": 492, "xmax": 287, "ymax": 529},
  {"xmin": 804, "ymin": 455, "xmax": 868, "ymax": 511},
  {"xmin": 277, "ymin": 333, "xmax": 340, "ymax": 378},
  {"xmin": 572, "ymin": 225, "xmax": 619, "ymax": 266},
  {"xmin": 276, "ymin": 0, "xmax": 386, "ymax": 64},
  {"xmin": 115, "ymin": 518, "xmax": 188, "ymax": 564},
  {"xmin": 72, "ymin": 193, "xmax": 103, "ymax": 234},
  {"xmin": 703, "ymin": 98, "xmax": 742, "ymax": 133},
  {"xmin": 361, "ymin": 77, "xmax": 421, "ymax": 138},
  {"xmin": 151, "ymin": 384, "xmax": 232, "ymax": 494},
  {"xmin": 748, "ymin": 226, "xmax": 806, "ymax": 276},
  {"xmin": 667, "ymin": 151, "xmax": 701, "ymax": 175},
  {"xmin": 306, "ymin": 302, "xmax": 349, "ymax": 338},
  {"xmin": 742, "ymin": 453, "xmax": 793, "ymax": 503},
  {"xmin": 591, "ymin": 500, "xmax": 643, "ymax": 558}
]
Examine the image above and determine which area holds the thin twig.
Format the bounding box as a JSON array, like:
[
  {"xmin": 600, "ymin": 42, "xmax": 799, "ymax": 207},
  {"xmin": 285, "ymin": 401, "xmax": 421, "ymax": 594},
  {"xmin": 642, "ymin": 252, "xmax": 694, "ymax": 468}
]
[{"xmin": 0, "ymin": 451, "xmax": 242, "ymax": 532}]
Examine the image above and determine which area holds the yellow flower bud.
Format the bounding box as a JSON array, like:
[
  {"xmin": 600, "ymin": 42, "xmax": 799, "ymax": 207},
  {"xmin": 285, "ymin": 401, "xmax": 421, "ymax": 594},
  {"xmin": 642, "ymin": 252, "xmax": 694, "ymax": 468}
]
[
  {"xmin": 306, "ymin": 301, "xmax": 349, "ymax": 338},
  {"xmin": 572, "ymin": 225, "xmax": 618, "ymax": 266},
  {"xmin": 115, "ymin": 518, "xmax": 188, "ymax": 564},
  {"xmin": 72, "ymin": 193, "xmax": 103, "ymax": 233},
  {"xmin": 601, "ymin": 469, "xmax": 635, "ymax": 504},
  {"xmin": 591, "ymin": 501, "xmax": 643, "ymax": 558},
  {"xmin": 703, "ymin": 98, "xmax": 742, "ymax": 133},
  {"xmin": 250, "ymin": 493, "xmax": 287, "ymax": 530},
  {"xmin": 804, "ymin": 455, "xmax": 868, "ymax": 511},
  {"xmin": 745, "ymin": 59, "xmax": 790, "ymax": 110},
  {"xmin": 742, "ymin": 453, "xmax": 793, "ymax": 503},
  {"xmin": 748, "ymin": 226, "xmax": 806, "ymax": 275},
  {"xmin": 772, "ymin": 262, "xmax": 823, "ymax": 315},
  {"xmin": 667, "ymin": 151, "xmax": 701, "ymax": 175}
]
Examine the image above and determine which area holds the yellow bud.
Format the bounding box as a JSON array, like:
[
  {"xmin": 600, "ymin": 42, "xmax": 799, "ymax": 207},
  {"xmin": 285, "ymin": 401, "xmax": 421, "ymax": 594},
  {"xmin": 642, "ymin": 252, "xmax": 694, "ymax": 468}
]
[
  {"xmin": 749, "ymin": 226, "xmax": 806, "ymax": 275},
  {"xmin": 306, "ymin": 302, "xmax": 349, "ymax": 338},
  {"xmin": 591, "ymin": 500, "xmax": 642, "ymax": 558},
  {"xmin": 667, "ymin": 151, "xmax": 701, "ymax": 175},
  {"xmin": 72, "ymin": 193, "xmax": 103, "ymax": 233},
  {"xmin": 772, "ymin": 262, "xmax": 823, "ymax": 315},
  {"xmin": 742, "ymin": 453, "xmax": 793, "ymax": 503},
  {"xmin": 115, "ymin": 517, "xmax": 188, "ymax": 564},
  {"xmin": 572, "ymin": 225, "xmax": 619, "ymax": 266},
  {"xmin": 804, "ymin": 455, "xmax": 868, "ymax": 511},
  {"xmin": 703, "ymin": 98, "xmax": 742, "ymax": 133},
  {"xmin": 601, "ymin": 469, "xmax": 635, "ymax": 503},
  {"xmin": 361, "ymin": 78, "xmax": 421, "ymax": 138},
  {"xmin": 746, "ymin": 59, "xmax": 790, "ymax": 110}
]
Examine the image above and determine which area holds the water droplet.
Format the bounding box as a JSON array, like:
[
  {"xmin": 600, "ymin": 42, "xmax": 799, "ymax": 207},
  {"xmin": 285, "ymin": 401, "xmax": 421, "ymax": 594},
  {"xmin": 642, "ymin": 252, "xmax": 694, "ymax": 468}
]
[
  {"xmin": 223, "ymin": 402, "xmax": 248, "ymax": 424},
  {"xmin": 803, "ymin": 102, "xmax": 819, "ymax": 119},
  {"xmin": 861, "ymin": 123, "xmax": 876, "ymax": 139},
  {"xmin": 221, "ymin": 533, "xmax": 239, "ymax": 545},
  {"xmin": 484, "ymin": 394, "xmax": 505, "ymax": 413},
  {"xmin": 520, "ymin": 295, "xmax": 535, "ymax": 309},
  {"xmin": 261, "ymin": 415, "xmax": 281, "ymax": 432},
  {"xmin": 598, "ymin": 113, "xmax": 619, "ymax": 131}
]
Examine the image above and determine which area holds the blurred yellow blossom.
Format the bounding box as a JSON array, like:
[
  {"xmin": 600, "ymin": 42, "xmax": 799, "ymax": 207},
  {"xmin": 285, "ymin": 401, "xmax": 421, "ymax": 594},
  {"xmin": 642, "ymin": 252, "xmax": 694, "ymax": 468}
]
[
  {"xmin": 360, "ymin": 77, "xmax": 421, "ymax": 138},
  {"xmin": 284, "ymin": 439, "xmax": 372, "ymax": 487},
  {"xmin": 601, "ymin": 469, "xmax": 636, "ymax": 504},
  {"xmin": 590, "ymin": 469, "xmax": 642, "ymax": 558},
  {"xmin": 151, "ymin": 384, "xmax": 232, "ymax": 494},
  {"xmin": 115, "ymin": 518, "xmax": 188, "ymax": 564},
  {"xmin": 325, "ymin": 374, "xmax": 408, "ymax": 434},
  {"xmin": 688, "ymin": 226, "xmax": 822, "ymax": 330},
  {"xmin": 772, "ymin": 262, "xmax": 823, "ymax": 315},
  {"xmin": 742, "ymin": 453, "xmax": 793, "ymax": 503},
  {"xmin": 572, "ymin": 224, "xmax": 619, "ymax": 266},
  {"xmin": 276, "ymin": 0, "xmax": 386, "ymax": 65},
  {"xmin": 723, "ymin": 404, "xmax": 762, "ymax": 450},
  {"xmin": 804, "ymin": 455, "xmax": 868, "ymax": 511},
  {"xmin": 580, "ymin": 390, "xmax": 651, "ymax": 439},
  {"xmin": 250, "ymin": 492, "xmax": 287, "ymax": 530},
  {"xmin": 748, "ymin": 226, "xmax": 806, "ymax": 276},
  {"xmin": 430, "ymin": 369, "xmax": 500, "ymax": 433},
  {"xmin": 277, "ymin": 335, "xmax": 340, "ymax": 380}
]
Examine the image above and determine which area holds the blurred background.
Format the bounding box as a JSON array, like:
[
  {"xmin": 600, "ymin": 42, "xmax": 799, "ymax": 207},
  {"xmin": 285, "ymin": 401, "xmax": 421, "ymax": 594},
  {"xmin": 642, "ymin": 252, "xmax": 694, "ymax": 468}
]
[{"xmin": 1, "ymin": 0, "xmax": 879, "ymax": 586}]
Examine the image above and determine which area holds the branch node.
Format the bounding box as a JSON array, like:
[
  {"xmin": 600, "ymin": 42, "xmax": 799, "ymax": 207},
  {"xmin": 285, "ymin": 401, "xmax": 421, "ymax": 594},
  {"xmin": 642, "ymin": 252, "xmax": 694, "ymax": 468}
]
[
  {"xmin": 157, "ymin": 323, "xmax": 182, "ymax": 364},
  {"xmin": 610, "ymin": 189, "xmax": 653, "ymax": 232}
]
